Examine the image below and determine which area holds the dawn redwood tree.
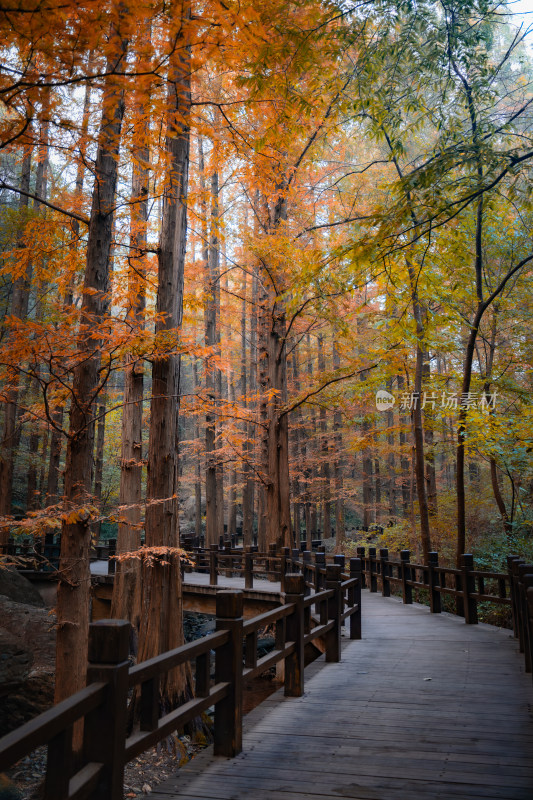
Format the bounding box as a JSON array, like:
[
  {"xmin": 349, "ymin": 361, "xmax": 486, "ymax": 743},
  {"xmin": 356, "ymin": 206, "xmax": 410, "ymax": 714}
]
[
  {"xmin": 55, "ymin": 7, "xmax": 129, "ymax": 704},
  {"xmin": 136, "ymin": 1, "xmax": 191, "ymax": 706},
  {"xmin": 111, "ymin": 24, "xmax": 151, "ymax": 632}
]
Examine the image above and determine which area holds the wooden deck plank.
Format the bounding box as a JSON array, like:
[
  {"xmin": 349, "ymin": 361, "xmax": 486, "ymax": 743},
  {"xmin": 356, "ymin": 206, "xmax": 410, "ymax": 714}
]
[{"xmin": 149, "ymin": 589, "xmax": 533, "ymax": 800}]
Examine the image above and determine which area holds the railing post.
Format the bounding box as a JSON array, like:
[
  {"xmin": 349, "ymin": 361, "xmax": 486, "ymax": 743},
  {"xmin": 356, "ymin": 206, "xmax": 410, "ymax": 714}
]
[
  {"xmin": 428, "ymin": 551, "xmax": 441, "ymax": 614},
  {"xmin": 521, "ymin": 572, "xmax": 533, "ymax": 673},
  {"xmin": 82, "ymin": 620, "xmax": 130, "ymax": 800},
  {"xmin": 400, "ymin": 550, "xmax": 412, "ymax": 604},
  {"xmin": 315, "ymin": 551, "xmax": 326, "ymax": 591},
  {"xmin": 349, "ymin": 558, "xmax": 362, "ymax": 640},
  {"xmin": 356, "ymin": 546, "xmax": 366, "ymax": 588},
  {"xmin": 244, "ymin": 548, "xmax": 253, "ymax": 589},
  {"xmin": 302, "ymin": 550, "xmax": 311, "ymax": 597},
  {"xmin": 334, "ymin": 554, "xmax": 346, "ymax": 573},
  {"xmin": 517, "ymin": 566, "xmax": 533, "ymax": 666},
  {"xmin": 460, "ymin": 554, "xmax": 478, "ymax": 624},
  {"xmin": 508, "ymin": 555, "xmax": 521, "ymax": 638},
  {"xmin": 325, "ymin": 564, "xmax": 342, "ymax": 662},
  {"xmin": 268, "ymin": 543, "xmax": 278, "ymax": 582},
  {"xmin": 283, "ymin": 574, "xmax": 305, "ymax": 697},
  {"xmin": 209, "ymin": 543, "xmax": 219, "ymax": 586},
  {"xmin": 214, "ymin": 591, "xmax": 243, "ymax": 757},
  {"xmin": 379, "ymin": 548, "xmax": 390, "ymax": 597},
  {"xmin": 107, "ymin": 539, "xmax": 116, "ymax": 575},
  {"xmin": 368, "ymin": 547, "xmax": 377, "ymax": 593},
  {"xmin": 527, "ymin": 586, "xmax": 533, "ymax": 683}
]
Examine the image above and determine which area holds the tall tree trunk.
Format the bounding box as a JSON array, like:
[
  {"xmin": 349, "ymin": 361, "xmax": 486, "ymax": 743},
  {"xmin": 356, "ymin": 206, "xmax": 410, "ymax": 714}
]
[
  {"xmin": 55, "ymin": 17, "xmax": 128, "ymax": 705},
  {"xmin": 332, "ymin": 342, "xmax": 345, "ymax": 552},
  {"xmin": 241, "ymin": 269, "xmax": 254, "ymax": 547},
  {"xmin": 317, "ymin": 334, "xmax": 331, "ymax": 538},
  {"xmin": 137, "ymin": 12, "xmax": 191, "ymax": 706},
  {"xmin": 46, "ymin": 54, "xmax": 94, "ymax": 507},
  {"xmin": 112, "ymin": 26, "xmax": 149, "ymax": 629},
  {"xmin": 0, "ymin": 144, "xmax": 32, "ymax": 529},
  {"xmin": 200, "ymin": 142, "xmax": 218, "ymax": 546},
  {"xmin": 26, "ymin": 97, "xmax": 51, "ymax": 512},
  {"xmin": 192, "ymin": 357, "xmax": 203, "ymax": 543},
  {"xmin": 386, "ymin": 377, "xmax": 397, "ymax": 520},
  {"xmin": 92, "ymin": 396, "xmax": 107, "ymax": 539},
  {"xmin": 406, "ymin": 258, "xmax": 431, "ymax": 561}
]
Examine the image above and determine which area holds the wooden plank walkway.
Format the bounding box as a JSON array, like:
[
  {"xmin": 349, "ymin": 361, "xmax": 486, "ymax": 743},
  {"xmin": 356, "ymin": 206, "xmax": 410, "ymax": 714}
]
[{"xmin": 151, "ymin": 589, "xmax": 533, "ymax": 800}]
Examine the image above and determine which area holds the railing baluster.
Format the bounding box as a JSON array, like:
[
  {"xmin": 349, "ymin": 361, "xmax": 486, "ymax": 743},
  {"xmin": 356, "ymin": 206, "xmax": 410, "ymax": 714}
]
[
  {"xmin": 357, "ymin": 546, "xmax": 366, "ymax": 588},
  {"xmin": 368, "ymin": 547, "xmax": 377, "ymax": 593},
  {"xmin": 214, "ymin": 591, "xmax": 243, "ymax": 758},
  {"xmin": 461, "ymin": 554, "xmax": 478, "ymax": 624},
  {"xmin": 349, "ymin": 558, "xmax": 362, "ymax": 640},
  {"xmin": 45, "ymin": 727, "xmax": 72, "ymax": 800},
  {"xmin": 380, "ymin": 548, "xmax": 390, "ymax": 597},
  {"xmin": 400, "ymin": 550, "xmax": 412, "ymax": 604},
  {"xmin": 84, "ymin": 620, "xmax": 130, "ymax": 800},
  {"xmin": 428, "ymin": 552, "xmax": 441, "ymax": 614},
  {"xmin": 284, "ymin": 574, "xmax": 305, "ymax": 697},
  {"xmin": 325, "ymin": 564, "xmax": 342, "ymax": 662}
]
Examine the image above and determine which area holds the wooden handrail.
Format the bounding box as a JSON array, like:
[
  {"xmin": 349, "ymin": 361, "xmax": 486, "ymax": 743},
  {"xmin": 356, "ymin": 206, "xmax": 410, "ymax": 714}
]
[{"xmin": 0, "ymin": 560, "xmax": 360, "ymax": 799}]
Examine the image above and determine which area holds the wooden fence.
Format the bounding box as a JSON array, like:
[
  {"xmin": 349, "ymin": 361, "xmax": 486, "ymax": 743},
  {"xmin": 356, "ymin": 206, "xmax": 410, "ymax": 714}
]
[
  {"xmin": 353, "ymin": 546, "xmax": 510, "ymax": 622},
  {"xmin": 0, "ymin": 561, "xmax": 361, "ymax": 800}
]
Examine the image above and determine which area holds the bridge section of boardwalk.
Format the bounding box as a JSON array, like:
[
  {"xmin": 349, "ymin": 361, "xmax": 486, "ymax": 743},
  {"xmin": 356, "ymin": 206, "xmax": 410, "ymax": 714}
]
[{"xmin": 152, "ymin": 589, "xmax": 533, "ymax": 800}]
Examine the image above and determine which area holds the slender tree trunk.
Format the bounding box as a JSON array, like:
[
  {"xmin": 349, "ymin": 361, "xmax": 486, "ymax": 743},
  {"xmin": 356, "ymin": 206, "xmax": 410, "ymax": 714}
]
[
  {"xmin": 332, "ymin": 342, "xmax": 345, "ymax": 552},
  {"xmin": 317, "ymin": 334, "xmax": 331, "ymax": 538},
  {"xmin": 138, "ymin": 12, "xmax": 191, "ymax": 706},
  {"xmin": 192, "ymin": 358, "xmax": 202, "ymax": 542},
  {"xmin": 112, "ymin": 27, "xmax": 150, "ymax": 629},
  {"xmin": 55, "ymin": 17, "xmax": 128, "ymax": 705},
  {"xmin": 241, "ymin": 269, "xmax": 254, "ymax": 547},
  {"xmin": 0, "ymin": 144, "xmax": 32, "ymax": 528}
]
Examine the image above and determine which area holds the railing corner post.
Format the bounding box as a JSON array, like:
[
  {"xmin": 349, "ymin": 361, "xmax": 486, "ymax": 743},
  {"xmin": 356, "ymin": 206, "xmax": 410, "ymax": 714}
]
[
  {"xmin": 83, "ymin": 619, "xmax": 130, "ymax": 800},
  {"xmin": 214, "ymin": 590, "xmax": 243, "ymax": 757},
  {"xmin": 283, "ymin": 573, "xmax": 305, "ymax": 697}
]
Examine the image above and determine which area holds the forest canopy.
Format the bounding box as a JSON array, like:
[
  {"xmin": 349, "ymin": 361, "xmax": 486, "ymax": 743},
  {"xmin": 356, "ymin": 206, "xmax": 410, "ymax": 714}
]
[{"xmin": 0, "ymin": 0, "xmax": 532, "ymax": 698}]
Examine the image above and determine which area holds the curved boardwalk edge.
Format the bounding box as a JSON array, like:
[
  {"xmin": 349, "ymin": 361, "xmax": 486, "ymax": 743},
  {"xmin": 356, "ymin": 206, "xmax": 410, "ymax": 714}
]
[{"xmin": 151, "ymin": 590, "xmax": 533, "ymax": 800}]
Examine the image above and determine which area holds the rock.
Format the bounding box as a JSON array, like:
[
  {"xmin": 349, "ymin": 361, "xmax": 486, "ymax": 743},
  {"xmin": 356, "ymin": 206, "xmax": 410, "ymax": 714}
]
[
  {"xmin": 0, "ymin": 774, "xmax": 23, "ymax": 799},
  {"xmin": 0, "ymin": 595, "xmax": 55, "ymax": 734},
  {"xmin": 0, "ymin": 568, "xmax": 44, "ymax": 607},
  {"xmin": 0, "ymin": 596, "xmax": 55, "ymax": 672},
  {"xmin": 0, "ymin": 630, "xmax": 32, "ymax": 693},
  {"xmin": 257, "ymin": 636, "xmax": 275, "ymax": 657},
  {"xmin": 0, "ymin": 671, "xmax": 55, "ymax": 737}
]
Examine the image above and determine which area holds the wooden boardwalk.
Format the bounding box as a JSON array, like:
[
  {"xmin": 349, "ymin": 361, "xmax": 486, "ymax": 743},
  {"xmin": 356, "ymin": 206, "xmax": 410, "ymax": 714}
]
[{"xmin": 151, "ymin": 589, "xmax": 533, "ymax": 800}]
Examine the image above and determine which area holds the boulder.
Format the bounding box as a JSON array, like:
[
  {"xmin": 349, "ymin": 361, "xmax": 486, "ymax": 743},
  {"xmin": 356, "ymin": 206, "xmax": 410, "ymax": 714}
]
[
  {"xmin": 0, "ymin": 596, "xmax": 55, "ymax": 674},
  {"xmin": 0, "ymin": 630, "xmax": 32, "ymax": 694},
  {"xmin": 0, "ymin": 568, "xmax": 44, "ymax": 607}
]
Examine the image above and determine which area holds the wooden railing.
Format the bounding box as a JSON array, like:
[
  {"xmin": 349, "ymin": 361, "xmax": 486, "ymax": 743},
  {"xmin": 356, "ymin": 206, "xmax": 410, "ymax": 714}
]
[
  {"xmin": 508, "ymin": 556, "xmax": 533, "ymax": 679},
  {"xmin": 0, "ymin": 563, "xmax": 361, "ymax": 800},
  {"xmin": 353, "ymin": 546, "xmax": 511, "ymax": 624},
  {"xmin": 0, "ymin": 535, "xmax": 116, "ymax": 572}
]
